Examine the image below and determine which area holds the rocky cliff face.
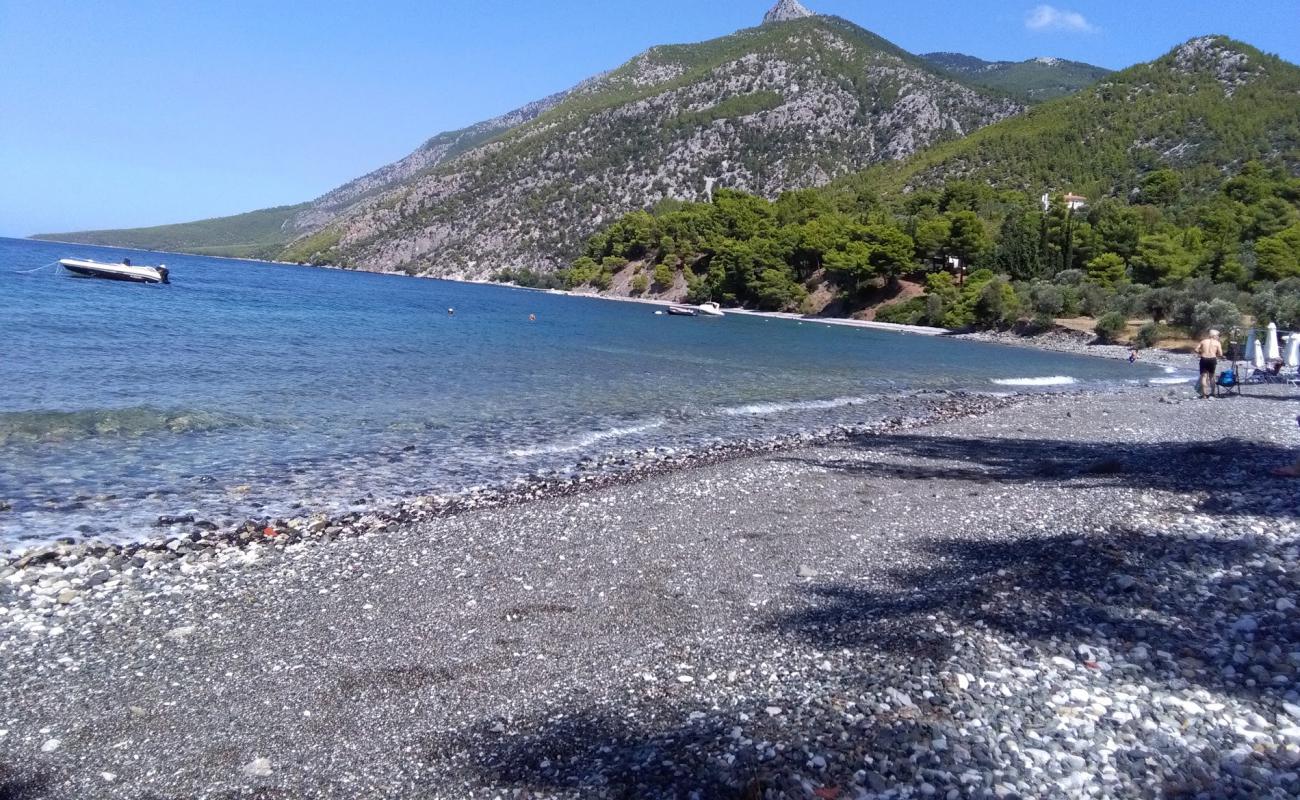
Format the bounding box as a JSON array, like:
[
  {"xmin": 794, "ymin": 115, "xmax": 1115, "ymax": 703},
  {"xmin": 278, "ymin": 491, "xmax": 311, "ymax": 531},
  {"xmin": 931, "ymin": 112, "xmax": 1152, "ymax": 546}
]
[
  {"xmin": 290, "ymin": 14, "xmax": 1021, "ymax": 277},
  {"xmin": 285, "ymin": 88, "xmax": 583, "ymax": 233}
]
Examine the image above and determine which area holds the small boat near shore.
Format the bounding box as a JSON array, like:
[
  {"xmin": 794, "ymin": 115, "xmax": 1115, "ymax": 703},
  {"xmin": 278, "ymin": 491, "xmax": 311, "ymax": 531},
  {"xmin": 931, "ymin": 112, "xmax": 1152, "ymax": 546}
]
[
  {"xmin": 59, "ymin": 258, "xmax": 170, "ymax": 284},
  {"xmin": 697, "ymin": 301, "xmax": 724, "ymax": 317},
  {"xmin": 666, "ymin": 305, "xmax": 698, "ymax": 317}
]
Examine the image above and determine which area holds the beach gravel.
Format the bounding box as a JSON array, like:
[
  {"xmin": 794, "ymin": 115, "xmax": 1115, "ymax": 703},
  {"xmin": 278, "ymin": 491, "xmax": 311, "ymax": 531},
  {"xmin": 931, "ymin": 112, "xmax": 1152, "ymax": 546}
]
[{"xmin": 2, "ymin": 388, "xmax": 1299, "ymax": 798}]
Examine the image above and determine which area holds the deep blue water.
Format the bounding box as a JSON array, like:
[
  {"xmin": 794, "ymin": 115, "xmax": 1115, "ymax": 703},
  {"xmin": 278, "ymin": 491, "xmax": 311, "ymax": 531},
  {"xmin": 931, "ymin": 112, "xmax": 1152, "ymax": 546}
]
[{"xmin": 1, "ymin": 237, "xmax": 1175, "ymax": 546}]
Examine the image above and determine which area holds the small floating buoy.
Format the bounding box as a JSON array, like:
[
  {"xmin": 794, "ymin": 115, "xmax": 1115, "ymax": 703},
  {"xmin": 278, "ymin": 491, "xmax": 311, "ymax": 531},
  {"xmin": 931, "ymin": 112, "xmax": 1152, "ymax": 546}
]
[{"xmin": 447, "ymin": 307, "xmax": 455, "ymax": 316}]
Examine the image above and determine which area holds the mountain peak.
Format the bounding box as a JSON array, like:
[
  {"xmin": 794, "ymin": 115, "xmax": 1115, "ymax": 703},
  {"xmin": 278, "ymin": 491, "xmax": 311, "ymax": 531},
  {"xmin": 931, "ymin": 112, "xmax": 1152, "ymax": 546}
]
[
  {"xmin": 1167, "ymin": 35, "xmax": 1265, "ymax": 95},
  {"xmin": 763, "ymin": 0, "xmax": 814, "ymax": 24}
]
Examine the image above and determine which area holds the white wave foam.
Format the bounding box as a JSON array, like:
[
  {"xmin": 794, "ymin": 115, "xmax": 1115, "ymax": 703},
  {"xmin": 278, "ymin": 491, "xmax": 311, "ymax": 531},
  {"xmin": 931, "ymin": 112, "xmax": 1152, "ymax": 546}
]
[
  {"xmin": 719, "ymin": 396, "xmax": 871, "ymax": 416},
  {"xmin": 508, "ymin": 421, "xmax": 665, "ymax": 458},
  {"xmin": 1149, "ymin": 376, "xmax": 1191, "ymax": 384},
  {"xmin": 989, "ymin": 376, "xmax": 1077, "ymax": 387}
]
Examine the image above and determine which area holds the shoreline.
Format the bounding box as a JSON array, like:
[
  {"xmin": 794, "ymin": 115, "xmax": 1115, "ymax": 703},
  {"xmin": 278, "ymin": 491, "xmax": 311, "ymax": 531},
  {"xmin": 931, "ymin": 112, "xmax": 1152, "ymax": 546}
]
[
  {"xmin": 4, "ymin": 385, "xmax": 1298, "ymax": 798},
  {"xmin": 955, "ymin": 327, "xmax": 1187, "ymax": 368},
  {"xmin": 21, "ymin": 237, "xmax": 1196, "ymax": 354},
  {"xmin": 14, "ymin": 237, "xmax": 952, "ymax": 337},
  {"xmin": 1, "ymin": 390, "xmax": 1014, "ymax": 570}
]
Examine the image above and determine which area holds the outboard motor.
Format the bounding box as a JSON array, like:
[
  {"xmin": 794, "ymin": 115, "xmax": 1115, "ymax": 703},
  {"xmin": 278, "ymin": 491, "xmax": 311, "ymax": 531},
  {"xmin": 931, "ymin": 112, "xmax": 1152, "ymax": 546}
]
[{"xmin": 157, "ymin": 265, "xmax": 170, "ymax": 284}]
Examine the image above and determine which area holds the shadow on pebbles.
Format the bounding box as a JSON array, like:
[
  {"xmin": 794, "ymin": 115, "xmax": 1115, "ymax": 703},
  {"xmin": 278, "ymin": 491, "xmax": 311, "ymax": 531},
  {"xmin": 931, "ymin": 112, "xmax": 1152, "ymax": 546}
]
[{"xmin": 2, "ymin": 389, "xmax": 1300, "ymax": 799}]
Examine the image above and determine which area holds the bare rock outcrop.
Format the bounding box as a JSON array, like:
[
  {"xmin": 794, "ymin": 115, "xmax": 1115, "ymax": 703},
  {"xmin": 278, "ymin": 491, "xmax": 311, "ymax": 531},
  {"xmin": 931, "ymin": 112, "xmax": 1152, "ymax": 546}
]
[{"xmin": 762, "ymin": 0, "xmax": 814, "ymax": 24}]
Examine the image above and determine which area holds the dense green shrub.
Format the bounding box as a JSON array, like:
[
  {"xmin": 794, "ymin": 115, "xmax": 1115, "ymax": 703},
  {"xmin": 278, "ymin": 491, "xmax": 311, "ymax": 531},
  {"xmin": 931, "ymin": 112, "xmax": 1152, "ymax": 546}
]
[
  {"xmin": 1135, "ymin": 321, "xmax": 1162, "ymax": 349},
  {"xmin": 874, "ymin": 297, "xmax": 927, "ymax": 325},
  {"xmin": 974, "ymin": 278, "xmax": 1020, "ymax": 328},
  {"xmin": 1095, "ymin": 312, "xmax": 1128, "ymax": 343},
  {"xmin": 1107, "ymin": 284, "xmax": 1149, "ymax": 318},
  {"xmin": 652, "ymin": 263, "xmax": 674, "ymax": 289},
  {"xmin": 1085, "ymin": 253, "xmax": 1128, "ymax": 289},
  {"xmin": 1030, "ymin": 283, "xmax": 1065, "ymax": 318},
  {"xmin": 1078, "ymin": 284, "xmax": 1111, "ymax": 317},
  {"xmin": 1144, "ymin": 286, "xmax": 1178, "ymax": 322},
  {"xmin": 924, "ymin": 294, "xmax": 945, "ymax": 326},
  {"xmin": 1190, "ymin": 298, "xmax": 1242, "ymax": 336},
  {"xmin": 567, "ymin": 256, "xmax": 601, "ymax": 288},
  {"xmin": 491, "ymin": 268, "xmax": 566, "ymax": 290}
]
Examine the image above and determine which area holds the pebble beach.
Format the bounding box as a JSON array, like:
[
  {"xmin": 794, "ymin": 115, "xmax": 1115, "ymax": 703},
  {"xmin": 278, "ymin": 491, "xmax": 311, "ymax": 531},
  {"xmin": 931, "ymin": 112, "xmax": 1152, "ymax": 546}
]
[{"xmin": 4, "ymin": 383, "xmax": 1300, "ymax": 799}]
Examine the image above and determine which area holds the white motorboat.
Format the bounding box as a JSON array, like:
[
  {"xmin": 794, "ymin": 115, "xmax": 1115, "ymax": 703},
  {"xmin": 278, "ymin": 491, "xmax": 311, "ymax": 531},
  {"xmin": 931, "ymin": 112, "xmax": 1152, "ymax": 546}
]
[
  {"xmin": 59, "ymin": 258, "xmax": 169, "ymax": 284},
  {"xmin": 697, "ymin": 301, "xmax": 724, "ymax": 317}
]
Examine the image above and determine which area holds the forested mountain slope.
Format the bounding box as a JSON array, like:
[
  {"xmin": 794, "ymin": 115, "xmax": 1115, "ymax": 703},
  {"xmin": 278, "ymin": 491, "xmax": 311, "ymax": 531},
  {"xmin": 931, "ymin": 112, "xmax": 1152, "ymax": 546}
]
[
  {"xmin": 921, "ymin": 52, "xmax": 1110, "ymax": 102},
  {"xmin": 874, "ymin": 37, "xmax": 1300, "ymax": 201}
]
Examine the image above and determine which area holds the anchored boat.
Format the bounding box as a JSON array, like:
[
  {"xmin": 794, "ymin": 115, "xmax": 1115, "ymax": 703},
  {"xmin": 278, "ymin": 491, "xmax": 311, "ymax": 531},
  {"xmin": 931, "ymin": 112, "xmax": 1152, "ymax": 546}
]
[
  {"xmin": 59, "ymin": 258, "xmax": 170, "ymax": 284},
  {"xmin": 697, "ymin": 301, "xmax": 724, "ymax": 317},
  {"xmin": 665, "ymin": 306, "xmax": 698, "ymax": 317}
]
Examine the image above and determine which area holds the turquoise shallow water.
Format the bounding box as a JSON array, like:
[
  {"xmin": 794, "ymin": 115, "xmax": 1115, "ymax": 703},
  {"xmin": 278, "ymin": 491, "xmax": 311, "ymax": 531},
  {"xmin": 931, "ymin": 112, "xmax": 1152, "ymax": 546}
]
[{"xmin": 0, "ymin": 237, "xmax": 1173, "ymax": 546}]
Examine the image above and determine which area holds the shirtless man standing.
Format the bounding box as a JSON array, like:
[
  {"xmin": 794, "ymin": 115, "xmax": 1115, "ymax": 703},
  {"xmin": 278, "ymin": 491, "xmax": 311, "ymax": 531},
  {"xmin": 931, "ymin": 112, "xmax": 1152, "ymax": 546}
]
[{"xmin": 1194, "ymin": 329, "xmax": 1224, "ymax": 398}]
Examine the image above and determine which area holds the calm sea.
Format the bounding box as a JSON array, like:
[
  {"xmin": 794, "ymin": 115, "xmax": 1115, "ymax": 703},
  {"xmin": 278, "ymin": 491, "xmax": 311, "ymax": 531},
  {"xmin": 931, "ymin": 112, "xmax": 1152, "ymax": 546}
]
[{"xmin": 1, "ymin": 238, "xmax": 1174, "ymax": 546}]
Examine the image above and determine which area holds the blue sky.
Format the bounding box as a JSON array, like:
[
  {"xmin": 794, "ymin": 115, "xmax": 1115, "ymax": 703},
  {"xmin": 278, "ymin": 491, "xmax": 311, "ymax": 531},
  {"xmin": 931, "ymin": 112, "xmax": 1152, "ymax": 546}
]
[{"xmin": 1, "ymin": 0, "xmax": 1297, "ymax": 236}]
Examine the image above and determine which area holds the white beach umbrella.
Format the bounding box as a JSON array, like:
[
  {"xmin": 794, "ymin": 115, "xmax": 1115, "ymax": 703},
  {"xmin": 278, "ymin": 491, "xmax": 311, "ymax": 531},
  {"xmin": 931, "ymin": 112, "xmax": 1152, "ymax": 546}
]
[
  {"xmin": 1287, "ymin": 333, "xmax": 1300, "ymax": 368},
  {"xmin": 1254, "ymin": 340, "xmax": 1267, "ymax": 369},
  {"xmin": 1245, "ymin": 329, "xmax": 1257, "ymax": 363},
  {"xmin": 1266, "ymin": 322, "xmax": 1282, "ymax": 362}
]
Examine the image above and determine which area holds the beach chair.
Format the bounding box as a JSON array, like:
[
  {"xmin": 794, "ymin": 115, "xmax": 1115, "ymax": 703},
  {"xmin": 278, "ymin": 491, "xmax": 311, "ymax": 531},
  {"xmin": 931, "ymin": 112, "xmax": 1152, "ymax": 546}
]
[
  {"xmin": 1215, "ymin": 367, "xmax": 1241, "ymax": 397},
  {"xmin": 1241, "ymin": 365, "xmax": 1300, "ymax": 396},
  {"xmin": 1244, "ymin": 367, "xmax": 1295, "ymax": 386}
]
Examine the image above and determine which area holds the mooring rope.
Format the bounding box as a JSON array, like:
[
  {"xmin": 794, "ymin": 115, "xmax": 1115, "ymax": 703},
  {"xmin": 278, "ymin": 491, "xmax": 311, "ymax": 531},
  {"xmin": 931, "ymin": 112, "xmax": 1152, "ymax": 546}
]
[{"xmin": 13, "ymin": 260, "xmax": 60, "ymax": 274}]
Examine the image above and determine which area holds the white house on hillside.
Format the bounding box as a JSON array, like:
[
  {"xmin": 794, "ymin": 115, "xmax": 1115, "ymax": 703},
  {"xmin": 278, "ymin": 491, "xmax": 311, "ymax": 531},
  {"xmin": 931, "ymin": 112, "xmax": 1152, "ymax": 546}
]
[{"xmin": 1040, "ymin": 192, "xmax": 1088, "ymax": 213}]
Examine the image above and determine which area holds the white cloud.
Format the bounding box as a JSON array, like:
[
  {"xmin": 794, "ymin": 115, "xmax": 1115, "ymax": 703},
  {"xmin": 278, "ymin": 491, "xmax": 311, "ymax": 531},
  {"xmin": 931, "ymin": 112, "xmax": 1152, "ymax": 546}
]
[{"xmin": 1025, "ymin": 5, "xmax": 1096, "ymax": 33}]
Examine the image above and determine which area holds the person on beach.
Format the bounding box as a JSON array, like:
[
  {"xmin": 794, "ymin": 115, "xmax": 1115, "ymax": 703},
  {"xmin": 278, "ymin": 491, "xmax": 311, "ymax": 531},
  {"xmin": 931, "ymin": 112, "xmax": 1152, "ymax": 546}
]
[{"xmin": 1194, "ymin": 329, "xmax": 1223, "ymax": 398}]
